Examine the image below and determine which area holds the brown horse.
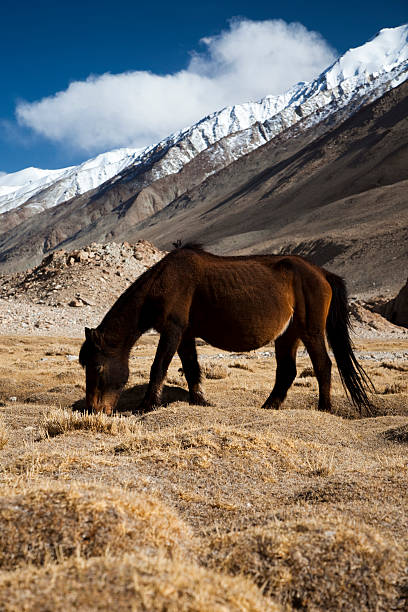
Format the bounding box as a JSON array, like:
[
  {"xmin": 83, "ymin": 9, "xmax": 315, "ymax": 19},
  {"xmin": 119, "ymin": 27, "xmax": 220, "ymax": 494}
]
[{"xmin": 79, "ymin": 244, "xmax": 373, "ymax": 415}]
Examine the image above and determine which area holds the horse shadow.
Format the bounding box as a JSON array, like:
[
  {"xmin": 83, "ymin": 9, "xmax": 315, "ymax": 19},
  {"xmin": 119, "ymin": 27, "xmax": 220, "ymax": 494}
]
[{"xmin": 71, "ymin": 383, "xmax": 190, "ymax": 414}]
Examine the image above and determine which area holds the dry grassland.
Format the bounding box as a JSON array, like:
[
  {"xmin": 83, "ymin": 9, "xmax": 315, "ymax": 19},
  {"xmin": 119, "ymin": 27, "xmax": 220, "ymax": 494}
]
[{"xmin": 0, "ymin": 334, "xmax": 407, "ymax": 611}]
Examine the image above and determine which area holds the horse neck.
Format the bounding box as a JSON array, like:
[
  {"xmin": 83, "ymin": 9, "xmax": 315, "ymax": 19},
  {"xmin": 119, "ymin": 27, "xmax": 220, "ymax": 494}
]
[{"xmin": 98, "ymin": 271, "xmax": 152, "ymax": 353}]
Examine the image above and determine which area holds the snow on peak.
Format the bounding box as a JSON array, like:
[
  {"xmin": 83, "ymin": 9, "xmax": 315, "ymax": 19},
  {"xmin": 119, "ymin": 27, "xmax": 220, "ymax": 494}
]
[
  {"xmin": 324, "ymin": 25, "xmax": 408, "ymax": 88},
  {"xmin": 0, "ymin": 148, "xmax": 142, "ymax": 215},
  {"xmin": 124, "ymin": 24, "xmax": 408, "ymax": 179}
]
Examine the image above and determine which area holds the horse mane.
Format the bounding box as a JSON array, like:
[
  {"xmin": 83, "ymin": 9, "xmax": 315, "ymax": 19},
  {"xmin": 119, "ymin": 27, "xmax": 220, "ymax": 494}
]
[{"xmin": 172, "ymin": 240, "xmax": 205, "ymax": 252}]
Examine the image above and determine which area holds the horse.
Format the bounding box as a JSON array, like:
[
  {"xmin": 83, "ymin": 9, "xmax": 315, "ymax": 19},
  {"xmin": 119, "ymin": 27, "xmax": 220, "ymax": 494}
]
[{"xmin": 79, "ymin": 244, "xmax": 373, "ymax": 416}]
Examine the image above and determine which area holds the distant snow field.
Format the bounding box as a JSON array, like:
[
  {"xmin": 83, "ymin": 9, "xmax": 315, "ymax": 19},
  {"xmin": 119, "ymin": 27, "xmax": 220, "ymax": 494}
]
[{"xmin": 0, "ymin": 149, "xmax": 142, "ymax": 215}]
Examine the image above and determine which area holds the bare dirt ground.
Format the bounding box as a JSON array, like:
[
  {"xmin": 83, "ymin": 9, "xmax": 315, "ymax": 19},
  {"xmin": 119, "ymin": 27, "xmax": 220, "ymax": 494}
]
[{"xmin": 0, "ymin": 329, "xmax": 407, "ymax": 611}]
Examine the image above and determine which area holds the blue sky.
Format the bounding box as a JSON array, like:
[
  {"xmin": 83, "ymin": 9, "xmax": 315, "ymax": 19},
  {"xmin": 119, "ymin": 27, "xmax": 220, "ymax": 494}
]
[{"xmin": 1, "ymin": 0, "xmax": 406, "ymax": 173}]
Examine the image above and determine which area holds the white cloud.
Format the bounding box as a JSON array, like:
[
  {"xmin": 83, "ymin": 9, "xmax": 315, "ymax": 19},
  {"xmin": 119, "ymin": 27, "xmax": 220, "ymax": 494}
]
[{"xmin": 16, "ymin": 19, "xmax": 336, "ymax": 153}]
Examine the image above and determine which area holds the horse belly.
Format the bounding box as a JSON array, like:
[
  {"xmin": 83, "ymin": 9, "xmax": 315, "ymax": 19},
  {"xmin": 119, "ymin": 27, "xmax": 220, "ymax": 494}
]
[{"xmin": 191, "ymin": 295, "xmax": 292, "ymax": 352}]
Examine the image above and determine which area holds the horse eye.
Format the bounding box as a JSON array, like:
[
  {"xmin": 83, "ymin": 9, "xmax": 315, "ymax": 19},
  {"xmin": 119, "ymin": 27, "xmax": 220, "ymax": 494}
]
[{"xmin": 97, "ymin": 364, "xmax": 104, "ymax": 374}]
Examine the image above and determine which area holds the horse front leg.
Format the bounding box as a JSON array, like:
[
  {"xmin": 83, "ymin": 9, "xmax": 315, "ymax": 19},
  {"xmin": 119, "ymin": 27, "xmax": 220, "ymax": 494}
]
[
  {"xmin": 177, "ymin": 333, "xmax": 212, "ymax": 406},
  {"xmin": 138, "ymin": 323, "xmax": 183, "ymax": 413}
]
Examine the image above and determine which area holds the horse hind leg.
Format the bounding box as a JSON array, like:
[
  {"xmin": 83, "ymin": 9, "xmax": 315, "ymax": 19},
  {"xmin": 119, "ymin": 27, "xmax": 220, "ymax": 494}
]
[
  {"xmin": 262, "ymin": 325, "xmax": 300, "ymax": 409},
  {"xmin": 177, "ymin": 334, "xmax": 212, "ymax": 406},
  {"xmin": 302, "ymin": 333, "xmax": 332, "ymax": 412}
]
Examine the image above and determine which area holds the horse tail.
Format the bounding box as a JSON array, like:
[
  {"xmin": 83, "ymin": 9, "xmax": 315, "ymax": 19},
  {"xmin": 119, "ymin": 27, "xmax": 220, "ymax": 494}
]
[{"xmin": 324, "ymin": 271, "xmax": 374, "ymax": 415}]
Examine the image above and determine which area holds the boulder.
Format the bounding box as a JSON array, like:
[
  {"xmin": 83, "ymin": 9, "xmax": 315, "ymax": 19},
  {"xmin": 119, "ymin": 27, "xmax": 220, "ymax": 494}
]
[{"xmin": 377, "ymin": 279, "xmax": 408, "ymax": 328}]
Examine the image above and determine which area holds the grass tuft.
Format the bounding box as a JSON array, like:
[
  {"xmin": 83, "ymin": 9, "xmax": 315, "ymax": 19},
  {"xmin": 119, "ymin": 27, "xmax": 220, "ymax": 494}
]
[
  {"xmin": 380, "ymin": 383, "xmax": 406, "ymax": 395},
  {"xmin": 383, "ymin": 424, "xmax": 408, "ymax": 443},
  {"xmin": 206, "ymin": 517, "xmax": 403, "ymax": 610},
  {"xmin": 0, "ymin": 420, "xmax": 8, "ymax": 449},
  {"xmin": 0, "ymin": 483, "xmax": 194, "ymax": 570},
  {"xmin": 298, "ymin": 367, "xmax": 315, "ymax": 378},
  {"xmin": 41, "ymin": 408, "xmax": 141, "ymax": 437},
  {"xmin": 202, "ymin": 363, "xmax": 229, "ymax": 379},
  {"xmin": 0, "ymin": 552, "xmax": 277, "ymax": 612},
  {"xmin": 228, "ymin": 361, "xmax": 254, "ymax": 371}
]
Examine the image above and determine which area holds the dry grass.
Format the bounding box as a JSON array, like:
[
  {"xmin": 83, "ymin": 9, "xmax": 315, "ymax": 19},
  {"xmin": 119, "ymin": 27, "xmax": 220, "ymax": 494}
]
[
  {"xmin": 41, "ymin": 407, "xmax": 142, "ymax": 437},
  {"xmin": 0, "ymin": 419, "xmax": 8, "ymax": 449},
  {"xmin": 201, "ymin": 362, "xmax": 229, "ymax": 379},
  {"xmin": 0, "ymin": 334, "xmax": 407, "ymax": 610},
  {"xmin": 206, "ymin": 515, "xmax": 403, "ymax": 610},
  {"xmin": 0, "ymin": 552, "xmax": 277, "ymax": 612},
  {"xmin": 0, "ymin": 482, "xmax": 194, "ymax": 570}
]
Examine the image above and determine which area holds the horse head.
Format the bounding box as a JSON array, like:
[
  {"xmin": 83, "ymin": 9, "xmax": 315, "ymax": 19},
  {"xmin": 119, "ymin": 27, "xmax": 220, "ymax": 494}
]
[{"xmin": 79, "ymin": 327, "xmax": 129, "ymax": 415}]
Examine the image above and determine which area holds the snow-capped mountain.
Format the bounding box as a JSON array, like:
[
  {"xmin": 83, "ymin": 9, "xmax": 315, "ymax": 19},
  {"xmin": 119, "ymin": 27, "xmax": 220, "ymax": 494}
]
[
  {"xmin": 122, "ymin": 25, "xmax": 407, "ymax": 182},
  {"xmin": 1, "ymin": 25, "xmax": 407, "ymax": 223},
  {"xmin": 0, "ymin": 148, "xmax": 142, "ymax": 215}
]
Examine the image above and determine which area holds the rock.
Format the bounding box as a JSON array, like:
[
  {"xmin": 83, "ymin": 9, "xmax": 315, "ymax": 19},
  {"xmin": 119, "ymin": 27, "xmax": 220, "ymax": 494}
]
[
  {"xmin": 0, "ymin": 239, "xmax": 166, "ymax": 337},
  {"xmin": 377, "ymin": 279, "xmax": 408, "ymax": 329}
]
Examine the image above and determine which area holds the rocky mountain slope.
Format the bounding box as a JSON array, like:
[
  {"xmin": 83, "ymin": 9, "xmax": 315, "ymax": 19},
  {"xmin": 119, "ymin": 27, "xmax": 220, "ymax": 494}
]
[
  {"xmin": 0, "ymin": 240, "xmax": 165, "ymax": 336},
  {"xmin": 0, "ymin": 240, "xmax": 164, "ymax": 309},
  {"xmin": 0, "ymin": 26, "xmax": 407, "ymax": 278}
]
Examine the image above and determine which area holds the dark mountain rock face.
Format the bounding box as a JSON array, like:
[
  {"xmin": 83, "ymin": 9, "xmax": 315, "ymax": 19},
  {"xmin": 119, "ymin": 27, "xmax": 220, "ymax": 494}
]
[{"xmin": 377, "ymin": 280, "xmax": 408, "ymax": 328}]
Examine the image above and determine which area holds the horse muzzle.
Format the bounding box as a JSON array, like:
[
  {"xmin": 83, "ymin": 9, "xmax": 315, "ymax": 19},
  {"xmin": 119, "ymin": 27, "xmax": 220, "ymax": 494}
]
[{"xmin": 86, "ymin": 391, "xmax": 120, "ymax": 416}]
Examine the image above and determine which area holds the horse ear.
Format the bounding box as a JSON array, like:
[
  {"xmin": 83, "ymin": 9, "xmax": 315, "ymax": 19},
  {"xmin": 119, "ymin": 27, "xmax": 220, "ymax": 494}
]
[
  {"xmin": 91, "ymin": 329, "xmax": 105, "ymax": 351},
  {"xmin": 85, "ymin": 327, "xmax": 104, "ymax": 350}
]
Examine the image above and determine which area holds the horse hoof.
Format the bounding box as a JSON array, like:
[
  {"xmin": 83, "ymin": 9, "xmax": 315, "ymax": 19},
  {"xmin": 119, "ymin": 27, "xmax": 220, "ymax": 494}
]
[
  {"xmin": 261, "ymin": 399, "xmax": 281, "ymax": 410},
  {"xmin": 190, "ymin": 399, "xmax": 214, "ymax": 407},
  {"xmin": 189, "ymin": 393, "xmax": 214, "ymax": 407},
  {"xmin": 317, "ymin": 404, "xmax": 332, "ymax": 412},
  {"xmin": 135, "ymin": 401, "xmax": 157, "ymax": 414}
]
